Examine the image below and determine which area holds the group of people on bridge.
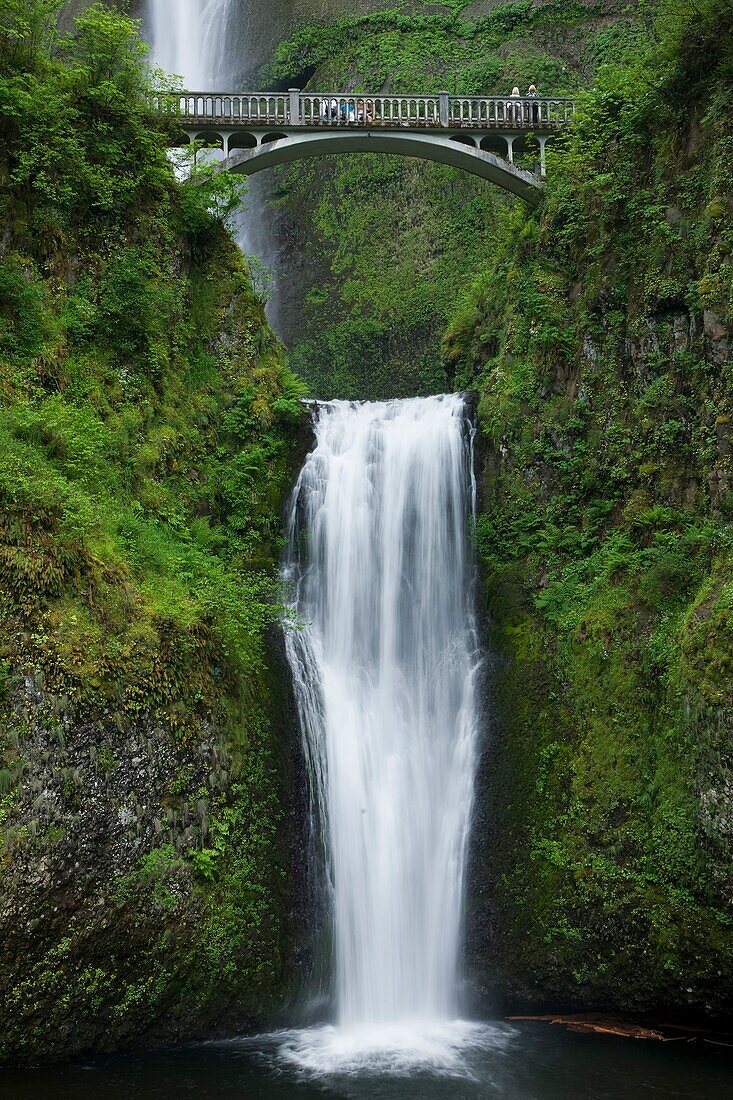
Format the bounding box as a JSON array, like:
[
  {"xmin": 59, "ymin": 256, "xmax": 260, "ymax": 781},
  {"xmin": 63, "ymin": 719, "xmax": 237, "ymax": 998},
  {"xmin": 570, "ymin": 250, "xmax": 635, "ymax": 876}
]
[
  {"xmin": 316, "ymin": 85, "xmax": 542, "ymax": 128},
  {"xmin": 509, "ymin": 85, "xmax": 541, "ymax": 126},
  {"xmin": 320, "ymin": 97, "xmax": 374, "ymax": 125}
]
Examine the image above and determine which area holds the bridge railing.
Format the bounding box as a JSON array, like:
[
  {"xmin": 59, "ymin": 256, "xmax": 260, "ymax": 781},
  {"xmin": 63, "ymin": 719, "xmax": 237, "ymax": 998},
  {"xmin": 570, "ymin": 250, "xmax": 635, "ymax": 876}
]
[
  {"xmin": 151, "ymin": 91, "xmax": 576, "ymax": 131},
  {"xmin": 300, "ymin": 94, "xmax": 441, "ymax": 126},
  {"xmin": 151, "ymin": 93, "xmax": 290, "ymax": 124},
  {"xmin": 449, "ymin": 96, "xmax": 574, "ymax": 128}
]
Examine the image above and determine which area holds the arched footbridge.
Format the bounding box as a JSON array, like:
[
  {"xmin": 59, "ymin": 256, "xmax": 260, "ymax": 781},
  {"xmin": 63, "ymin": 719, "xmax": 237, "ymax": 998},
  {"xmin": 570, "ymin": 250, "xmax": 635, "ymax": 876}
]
[{"xmin": 154, "ymin": 90, "xmax": 576, "ymax": 206}]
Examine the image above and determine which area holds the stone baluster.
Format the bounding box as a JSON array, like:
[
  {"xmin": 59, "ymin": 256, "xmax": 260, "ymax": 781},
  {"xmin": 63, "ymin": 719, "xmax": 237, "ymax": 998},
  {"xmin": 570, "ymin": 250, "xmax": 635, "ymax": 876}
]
[
  {"xmin": 439, "ymin": 91, "xmax": 449, "ymax": 127},
  {"xmin": 537, "ymin": 134, "xmax": 548, "ymax": 177}
]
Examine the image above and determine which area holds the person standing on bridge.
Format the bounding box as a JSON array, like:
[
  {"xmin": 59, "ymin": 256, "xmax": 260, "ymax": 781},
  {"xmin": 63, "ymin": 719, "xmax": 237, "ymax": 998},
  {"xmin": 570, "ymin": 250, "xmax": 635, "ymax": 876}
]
[
  {"xmin": 508, "ymin": 86, "xmax": 521, "ymax": 126},
  {"xmin": 527, "ymin": 84, "xmax": 540, "ymax": 126}
]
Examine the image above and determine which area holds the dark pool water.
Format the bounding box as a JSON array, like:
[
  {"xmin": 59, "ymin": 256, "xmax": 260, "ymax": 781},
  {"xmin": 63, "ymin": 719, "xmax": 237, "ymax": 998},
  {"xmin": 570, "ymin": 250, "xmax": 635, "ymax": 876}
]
[{"xmin": 3, "ymin": 1022, "xmax": 733, "ymax": 1100}]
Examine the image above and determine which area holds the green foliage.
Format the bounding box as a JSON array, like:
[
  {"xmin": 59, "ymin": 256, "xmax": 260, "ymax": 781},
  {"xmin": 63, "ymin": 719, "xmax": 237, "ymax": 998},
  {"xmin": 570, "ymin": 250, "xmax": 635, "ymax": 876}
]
[
  {"xmin": 0, "ymin": 660, "xmax": 11, "ymax": 706},
  {"xmin": 450, "ymin": 0, "xmax": 733, "ymax": 1011},
  {"xmin": 270, "ymin": 2, "xmax": 584, "ymax": 93},
  {"xmin": 113, "ymin": 846, "xmax": 186, "ymax": 914},
  {"xmin": 0, "ymin": 257, "xmax": 56, "ymax": 364},
  {"xmin": 267, "ymin": 0, "xmax": 607, "ymax": 399},
  {"xmin": 0, "ymin": 0, "xmax": 308, "ymax": 698},
  {"xmin": 0, "ymin": 1, "xmax": 307, "ymax": 1061},
  {"xmin": 189, "ymin": 846, "xmax": 219, "ymax": 882},
  {"xmin": 96, "ymin": 746, "xmax": 119, "ymax": 772}
]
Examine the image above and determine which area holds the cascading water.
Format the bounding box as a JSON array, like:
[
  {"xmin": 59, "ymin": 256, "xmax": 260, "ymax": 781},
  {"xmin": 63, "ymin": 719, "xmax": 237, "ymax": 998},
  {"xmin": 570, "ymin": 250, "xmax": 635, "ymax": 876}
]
[
  {"xmin": 148, "ymin": 0, "xmax": 235, "ymax": 88},
  {"xmin": 282, "ymin": 395, "xmax": 491, "ymax": 1074},
  {"xmin": 145, "ymin": 2, "xmax": 497, "ymax": 1073},
  {"xmin": 144, "ymin": 0, "xmax": 284, "ymax": 315}
]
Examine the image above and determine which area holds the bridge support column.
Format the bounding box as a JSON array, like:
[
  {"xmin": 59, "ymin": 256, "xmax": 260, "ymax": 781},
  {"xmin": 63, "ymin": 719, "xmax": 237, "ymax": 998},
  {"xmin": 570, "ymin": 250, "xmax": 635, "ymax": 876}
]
[
  {"xmin": 537, "ymin": 135, "xmax": 548, "ymax": 178},
  {"xmin": 439, "ymin": 91, "xmax": 449, "ymax": 128},
  {"xmin": 289, "ymin": 88, "xmax": 301, "ymax": 126},
  {"xmin": 504, "ymin": 136, "xmax": 515, "ymax": 164}
]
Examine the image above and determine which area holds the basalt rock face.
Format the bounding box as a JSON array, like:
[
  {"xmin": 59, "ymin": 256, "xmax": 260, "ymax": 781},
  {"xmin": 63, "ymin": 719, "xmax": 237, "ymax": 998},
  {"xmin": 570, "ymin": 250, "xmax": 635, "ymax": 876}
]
[
  {"xmin": 0, "ymin": 631, "xmax": 308, "ymax": 1062},
  {"xmin": 454, "ymin": 2, "xmax": 733, "ymax": 1018},
  {"xmin": 58, "ymin": 0, "xmax": 97, "ymax": 27}
]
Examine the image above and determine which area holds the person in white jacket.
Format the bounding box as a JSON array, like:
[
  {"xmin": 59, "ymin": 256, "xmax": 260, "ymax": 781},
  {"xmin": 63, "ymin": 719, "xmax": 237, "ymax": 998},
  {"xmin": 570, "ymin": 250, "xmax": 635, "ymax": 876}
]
[{"xmin": 507, "ymin": 85, "xmax": 521, "ymax": 126}]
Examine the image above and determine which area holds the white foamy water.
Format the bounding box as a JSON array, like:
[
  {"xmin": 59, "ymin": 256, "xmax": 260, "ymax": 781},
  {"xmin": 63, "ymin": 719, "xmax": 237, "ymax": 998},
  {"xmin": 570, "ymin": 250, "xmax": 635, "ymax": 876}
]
[
  {"xmin": 283, "ymin": 395, "xmax": 484, "ymax": 1074},
  {"xmin": 145, "ymin": 0, "xmax": 279, "ymax": 287},
  {"xmin": 273, "ymin": 1019, "xmax": 513, "ymax": 1079},
  {"xmin": 148, "ymin": 0, "xmax": 235, "ymax": 87}
]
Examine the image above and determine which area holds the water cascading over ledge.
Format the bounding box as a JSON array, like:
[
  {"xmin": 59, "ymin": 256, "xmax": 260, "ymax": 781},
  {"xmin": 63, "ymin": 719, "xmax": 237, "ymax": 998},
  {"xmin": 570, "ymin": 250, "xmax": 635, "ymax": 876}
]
[
  {"xmin": 147, "ymin": 0, "xmax": 235, "ymax": 87},
  {"xmin": 144, "ymin": 0, "xmax": 284, "ymax": 318},
  {"xmin": 282, "ymin": 395, "xmax": 489, "ymax": 1073}
]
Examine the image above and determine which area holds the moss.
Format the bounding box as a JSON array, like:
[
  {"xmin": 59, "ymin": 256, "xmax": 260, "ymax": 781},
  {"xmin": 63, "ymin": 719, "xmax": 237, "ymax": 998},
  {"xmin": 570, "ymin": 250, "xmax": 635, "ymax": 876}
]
[
  {"xmin": 0, "ymin": 1, "xmax": 309, "ymax": 1063},
  {"xmin": 460, "ymin": 0, "xmax": 733, "ymax": 1014}
]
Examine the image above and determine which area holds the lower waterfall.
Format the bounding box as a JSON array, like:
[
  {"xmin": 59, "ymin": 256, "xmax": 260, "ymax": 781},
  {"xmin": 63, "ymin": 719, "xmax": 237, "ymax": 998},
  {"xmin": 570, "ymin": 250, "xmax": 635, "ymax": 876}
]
[{"xmin": 282, "ymin": 395, "xmax": 490, "ymax": 1073}]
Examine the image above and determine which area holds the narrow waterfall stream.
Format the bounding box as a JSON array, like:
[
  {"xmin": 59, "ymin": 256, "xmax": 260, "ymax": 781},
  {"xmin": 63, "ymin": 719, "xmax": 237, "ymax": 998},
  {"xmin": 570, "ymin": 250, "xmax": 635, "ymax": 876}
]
[
  {"xmin": 144, "ymin": 0, "xmax": 284, "ymax": 308},
  {"xmin": 281, "ymin": 396, "xmax": 490, "ymax": 1074},
  {"xmin": 147, "ymin": 0, "xmax": 236, "ymax": 86}
]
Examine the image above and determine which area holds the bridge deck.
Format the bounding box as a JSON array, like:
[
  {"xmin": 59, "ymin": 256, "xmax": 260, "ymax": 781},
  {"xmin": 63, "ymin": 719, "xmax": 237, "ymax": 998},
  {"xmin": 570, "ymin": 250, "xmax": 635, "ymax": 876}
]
[{"xmin": 152, "ymin": 91, "xmax": 575, "ymax": 134}]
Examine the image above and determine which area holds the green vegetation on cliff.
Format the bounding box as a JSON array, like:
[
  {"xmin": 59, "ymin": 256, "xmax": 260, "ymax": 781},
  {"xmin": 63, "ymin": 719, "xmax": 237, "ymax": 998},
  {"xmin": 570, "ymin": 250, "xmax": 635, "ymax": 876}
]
[
  {"xmin": 267, "ymin": 0, "xmax": 631, "ymax": 398},
  {"xmin": 444, "ymin": 0, "xmax": 733, "ymax": 1013},
  {"xmin": 0, "ymin": 1, "xmax": 306, "ymax": 1062}
]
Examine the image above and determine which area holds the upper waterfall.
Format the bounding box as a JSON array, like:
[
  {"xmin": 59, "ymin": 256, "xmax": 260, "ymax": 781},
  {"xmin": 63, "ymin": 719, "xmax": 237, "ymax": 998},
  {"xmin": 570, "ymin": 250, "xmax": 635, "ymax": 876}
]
[
  {"xmin": 144, "ymin": 0, "xmax": 287, "ymax": 324},
  {"xmin": 282, "ymin": 395, "xmax": 486, "ymax": 1072},
  {"xmin": 147, "ymin": 0, "xmax": 235, "ymax": 86}
]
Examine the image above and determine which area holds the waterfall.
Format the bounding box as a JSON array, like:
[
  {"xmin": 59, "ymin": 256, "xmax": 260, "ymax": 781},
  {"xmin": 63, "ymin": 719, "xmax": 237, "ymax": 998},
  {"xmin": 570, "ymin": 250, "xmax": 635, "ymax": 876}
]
[
  {"xmin": 144, "ymin": 0, "xmax": 283, "ymax": 314},
  {"xmin": 148, "ymin": 0, "xmax": 235, "ymax": 87},
  {"xmin": 283, "ymin": 395, "xmax": 485, "ymax": 1073}
]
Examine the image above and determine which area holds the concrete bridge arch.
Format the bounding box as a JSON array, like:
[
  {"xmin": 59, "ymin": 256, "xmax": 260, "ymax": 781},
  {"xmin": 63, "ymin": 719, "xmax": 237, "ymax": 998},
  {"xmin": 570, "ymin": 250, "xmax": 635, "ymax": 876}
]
[{"xmin": 206, "ymin": 129, "xmax": 543, "ymax": 206}]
